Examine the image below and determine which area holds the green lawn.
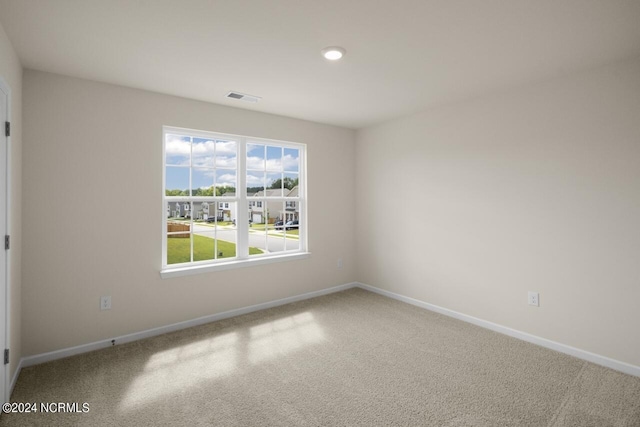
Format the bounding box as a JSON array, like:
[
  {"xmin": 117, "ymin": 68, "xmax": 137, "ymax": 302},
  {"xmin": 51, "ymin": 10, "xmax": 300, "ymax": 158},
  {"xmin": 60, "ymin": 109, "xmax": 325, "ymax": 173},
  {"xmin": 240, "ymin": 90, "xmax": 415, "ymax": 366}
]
[
  {"xmin": 266, "ymin": 229, "xmax": 299, "ymax": 239},
  {"xmin": 167, "ymin": 234, "xmax": 262, "ymax": 264}
]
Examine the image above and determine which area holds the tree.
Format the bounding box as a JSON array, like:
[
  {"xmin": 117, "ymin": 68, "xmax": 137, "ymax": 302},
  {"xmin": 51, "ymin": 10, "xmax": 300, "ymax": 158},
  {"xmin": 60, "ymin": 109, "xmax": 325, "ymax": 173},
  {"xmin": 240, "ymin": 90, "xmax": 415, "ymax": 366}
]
[
  {"xmin": 246, "ymin": 186, "xmax": 263, "ymax": 195},
  {"xmin": 165, "ymin": 185, "xmax": 245, "ymax": 196},
  {"xmin": 216, "ymin": 185, "xmax": 236, "ymax": 196},
  {"xmin": 269, "ymin": 177, "xmax": 298, "ymax": 191},
  {"xmin": 165, "ymin": 189, "xmax": 188, "ymax": 196},
  {"xmin": 191, "ymin": 186, "xmax": 213, "ymax": 197}
]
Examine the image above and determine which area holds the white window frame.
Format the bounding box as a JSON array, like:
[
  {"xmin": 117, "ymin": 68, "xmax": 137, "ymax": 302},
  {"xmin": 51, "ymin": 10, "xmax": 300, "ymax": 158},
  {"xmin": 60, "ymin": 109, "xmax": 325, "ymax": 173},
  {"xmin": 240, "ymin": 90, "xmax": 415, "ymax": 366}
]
[{"xmin": 161, "ymin": 126, "xmax": 309, "ymax": 278}]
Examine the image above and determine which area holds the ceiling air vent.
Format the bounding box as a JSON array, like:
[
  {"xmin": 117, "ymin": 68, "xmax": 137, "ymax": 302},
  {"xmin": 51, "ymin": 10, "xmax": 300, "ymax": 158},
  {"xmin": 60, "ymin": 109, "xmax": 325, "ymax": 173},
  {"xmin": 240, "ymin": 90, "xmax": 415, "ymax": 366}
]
[{"xmin": 226, "ymin": 91, "xmax": 261, "ymax": 103}]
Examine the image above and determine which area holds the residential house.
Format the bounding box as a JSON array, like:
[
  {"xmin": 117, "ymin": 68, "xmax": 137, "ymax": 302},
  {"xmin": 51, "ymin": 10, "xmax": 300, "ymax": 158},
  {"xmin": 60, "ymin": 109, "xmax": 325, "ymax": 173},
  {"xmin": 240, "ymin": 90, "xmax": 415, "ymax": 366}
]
[
  {"xmin": 218, "ymin": 192, "xmax": 236, "ymax": 222},
  {"xmin": 282, "ymin": 185, "xmax": 299, "ymax": 222},
  {"xmin": 249, "ymin": 188, "xmax": 288, "ymax": 224},
  {"xmin": 169, "ymin": 202, "xmax": 191, "ymax": 219},
  {"xmin": 167, "ymin": 197, "xmax": 237, "ymax": 222}
]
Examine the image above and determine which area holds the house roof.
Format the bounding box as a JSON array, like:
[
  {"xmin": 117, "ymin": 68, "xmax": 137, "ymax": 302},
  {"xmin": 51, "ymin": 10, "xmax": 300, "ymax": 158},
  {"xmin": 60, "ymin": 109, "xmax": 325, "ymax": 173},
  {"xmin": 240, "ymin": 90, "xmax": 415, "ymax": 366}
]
[{"xmin": 253, "ymin": 189, "xmax": 289, "ymax": 198}]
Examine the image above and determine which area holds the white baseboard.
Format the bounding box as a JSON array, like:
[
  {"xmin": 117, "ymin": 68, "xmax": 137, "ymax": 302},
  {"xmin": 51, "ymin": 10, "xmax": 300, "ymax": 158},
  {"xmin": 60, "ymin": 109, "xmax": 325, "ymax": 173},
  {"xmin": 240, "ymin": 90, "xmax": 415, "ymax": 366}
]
[
  {"xmin": 10, "ymin": 357, "xmax": 22, "ymax": 396},
  {"xmin": 21, "ymin": 282, "xmax": 358, "ymax": 368},
  {"xmin": 355, "ymin": 282, "xmax": 640, "ymax": 378},
  {"xmin": 16, "ymin": 281, "xmax": 639, "ymax": 380}
]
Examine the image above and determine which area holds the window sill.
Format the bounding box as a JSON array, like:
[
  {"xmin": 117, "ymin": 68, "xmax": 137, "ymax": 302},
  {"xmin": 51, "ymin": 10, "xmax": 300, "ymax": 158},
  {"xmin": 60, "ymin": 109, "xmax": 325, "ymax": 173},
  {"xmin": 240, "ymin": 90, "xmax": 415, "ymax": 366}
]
[{"xmin": 160, "ymin": 252, "xmax": 311, "ymax": 279}]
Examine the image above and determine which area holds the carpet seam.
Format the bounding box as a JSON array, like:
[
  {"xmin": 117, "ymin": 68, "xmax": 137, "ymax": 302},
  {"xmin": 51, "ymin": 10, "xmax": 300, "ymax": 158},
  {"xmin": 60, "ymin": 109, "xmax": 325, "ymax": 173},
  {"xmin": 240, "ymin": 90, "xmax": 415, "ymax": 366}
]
[{"xmin": 546, "ymin": 361, "xmax": 588, "ymax": 427}]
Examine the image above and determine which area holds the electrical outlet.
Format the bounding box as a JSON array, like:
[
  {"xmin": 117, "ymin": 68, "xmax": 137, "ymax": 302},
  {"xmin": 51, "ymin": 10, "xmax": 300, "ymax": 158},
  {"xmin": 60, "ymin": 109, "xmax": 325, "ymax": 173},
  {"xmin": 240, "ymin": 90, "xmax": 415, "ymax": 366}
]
[
  {"xmin": 337, "ymin": 258, "xmax": 343, "ymax": 269},
  {"xmin": 101, "ymin": 296, "xmax": 112, "ymax": 310},
  {"xmin": 527, "ymin": 292, "xmax": 539, "ymax": 307}
]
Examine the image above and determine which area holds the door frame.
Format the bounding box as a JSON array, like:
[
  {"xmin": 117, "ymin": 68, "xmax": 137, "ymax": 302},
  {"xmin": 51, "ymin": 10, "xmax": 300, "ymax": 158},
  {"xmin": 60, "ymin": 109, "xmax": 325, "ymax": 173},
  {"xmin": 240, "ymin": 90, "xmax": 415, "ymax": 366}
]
[{"xmin": 0, "ymin": 76, "xmax": 12, "ymax": 404}]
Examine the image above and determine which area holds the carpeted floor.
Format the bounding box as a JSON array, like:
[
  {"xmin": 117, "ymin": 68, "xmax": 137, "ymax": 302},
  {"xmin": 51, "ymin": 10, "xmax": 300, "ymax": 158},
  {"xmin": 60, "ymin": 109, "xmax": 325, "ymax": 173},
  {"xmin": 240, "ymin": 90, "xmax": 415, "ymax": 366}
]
[{"xmin": 2, "ymin": 288, "xmax": 639, "ymax": 426}]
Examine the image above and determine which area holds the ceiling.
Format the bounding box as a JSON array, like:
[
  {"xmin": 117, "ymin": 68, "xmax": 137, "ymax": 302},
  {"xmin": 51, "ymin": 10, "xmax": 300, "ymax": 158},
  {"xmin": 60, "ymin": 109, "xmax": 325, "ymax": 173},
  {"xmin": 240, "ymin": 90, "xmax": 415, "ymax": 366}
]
[{"xmin": 1, "ymin": 0, "xmax": 640, "ymax": 129}]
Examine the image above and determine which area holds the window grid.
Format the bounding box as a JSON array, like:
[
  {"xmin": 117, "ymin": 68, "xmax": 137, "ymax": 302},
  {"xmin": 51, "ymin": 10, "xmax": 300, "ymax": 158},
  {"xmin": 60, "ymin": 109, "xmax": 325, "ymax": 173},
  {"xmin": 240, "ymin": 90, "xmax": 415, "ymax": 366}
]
[{"xmin": 163, "ymin": 126, "xmax": 305, "ymax": 271}]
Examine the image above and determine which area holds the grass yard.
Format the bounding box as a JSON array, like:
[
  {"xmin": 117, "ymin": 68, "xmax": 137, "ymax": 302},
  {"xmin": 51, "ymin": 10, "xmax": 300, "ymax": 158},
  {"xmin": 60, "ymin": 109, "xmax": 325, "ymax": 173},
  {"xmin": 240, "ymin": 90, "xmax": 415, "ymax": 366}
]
[
  {"xmin": 167, "ymin": 234, "xmax": 262, "ymax": 264},
  {"xmin": 266, "ymin": 229, "xmax": 299, "ymax": 239}
]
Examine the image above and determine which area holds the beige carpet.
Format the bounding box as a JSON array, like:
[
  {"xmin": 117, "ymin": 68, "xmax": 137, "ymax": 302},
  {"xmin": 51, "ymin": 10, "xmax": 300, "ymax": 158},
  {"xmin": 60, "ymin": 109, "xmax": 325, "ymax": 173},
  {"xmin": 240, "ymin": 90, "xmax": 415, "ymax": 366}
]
[{"xmin": 2, "ymin": 288, "xmax": 639, "ymax": 426}]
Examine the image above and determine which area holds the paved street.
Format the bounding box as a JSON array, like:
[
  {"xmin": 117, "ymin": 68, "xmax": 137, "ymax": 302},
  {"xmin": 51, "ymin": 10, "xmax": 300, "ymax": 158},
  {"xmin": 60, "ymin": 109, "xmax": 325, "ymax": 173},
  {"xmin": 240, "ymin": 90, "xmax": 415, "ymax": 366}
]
[{"xmin": 192, "ymin": 223, "xmax": 299, "ymax": 253}]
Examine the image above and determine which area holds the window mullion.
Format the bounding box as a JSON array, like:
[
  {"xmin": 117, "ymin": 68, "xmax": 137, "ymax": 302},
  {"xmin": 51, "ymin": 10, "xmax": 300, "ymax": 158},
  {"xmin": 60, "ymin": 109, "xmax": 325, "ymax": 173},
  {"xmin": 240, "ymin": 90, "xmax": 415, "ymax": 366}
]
[
  {"xmin": 263, "ymin": 198, "xmax": 268, "ymax": 253},
  {"xmin": 299, "ymin": 147, "xmax": 307, "ymax": 252},
  {"xmin": 189, "ymin": 138, "xmax": 194, "ymax": 263},
  {"xmin": 162, "ymin": 130, "xmax": 167, "ymax": 268},
  {"xmin": 237, "ymin": 139, "xmax": 249, "ymax": 258}
]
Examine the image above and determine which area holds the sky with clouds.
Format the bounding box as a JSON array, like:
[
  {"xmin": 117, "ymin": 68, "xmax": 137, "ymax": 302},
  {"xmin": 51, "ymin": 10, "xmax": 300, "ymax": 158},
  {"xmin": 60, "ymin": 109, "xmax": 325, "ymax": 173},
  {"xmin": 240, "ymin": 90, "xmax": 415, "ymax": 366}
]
[{"xmin": 165, "ymin": 134, "xmax": 299, "ymax": 193}]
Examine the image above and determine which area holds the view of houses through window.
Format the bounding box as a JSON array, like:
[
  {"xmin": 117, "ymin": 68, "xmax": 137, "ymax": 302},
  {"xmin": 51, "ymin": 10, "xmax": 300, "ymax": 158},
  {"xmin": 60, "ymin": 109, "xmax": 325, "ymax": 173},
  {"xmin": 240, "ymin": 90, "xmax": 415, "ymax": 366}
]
[{"xmin": 163, "ymin": 127, "xmax": 305, "ymax": 269}]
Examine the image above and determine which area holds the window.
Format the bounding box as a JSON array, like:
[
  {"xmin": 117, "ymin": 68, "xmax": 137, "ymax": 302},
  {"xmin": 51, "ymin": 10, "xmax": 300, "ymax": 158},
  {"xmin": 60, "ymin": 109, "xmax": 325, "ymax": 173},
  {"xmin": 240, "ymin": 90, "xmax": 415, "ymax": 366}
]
[{"xmin": 162, "ymin": 126, "xmax": 307, "ymax": 276}]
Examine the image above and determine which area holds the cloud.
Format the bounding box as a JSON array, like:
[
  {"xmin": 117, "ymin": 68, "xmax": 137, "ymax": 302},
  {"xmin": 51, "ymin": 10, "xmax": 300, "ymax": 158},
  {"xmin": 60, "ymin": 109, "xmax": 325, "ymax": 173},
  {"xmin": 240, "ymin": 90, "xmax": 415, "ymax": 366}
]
[
  {"xmin": 215, "ymin": 157, "xmax": 237, "ymax": 168},
  {"xmin": 166, "ymin": 136, "xmax": 238, "ymax": 167},
  {"xmin": 165, "ymin": 137, "xmax": 191, "ymax": 166},
  {"xmin": 246, "ymin": 153, "xmax": 299, "ymax": 172},
  {"xmin": 166, "ymin": 136, "xmax": 299, "ymax": 190},
  {"xmin": 216, "ymin": 173, "xmax": 237, "ymax": 188},
  {"xmin": 215, "ymin": 140, "xmax": 237, "ymax": 155},
  {"xmin": 246, "ymin": 156, "xmax": 264, "ymax": 170},
  {"xmin": 266, "ymin": 158, "xmax": 282, "ymax": 170},
  {"xmin": 282, "ymin": 154, "xmax": 299, "ymax": 171},
  {"xmin": 246, "ymin": 173, "xmax": 264, "ymax": 186},
  {"xmin": 247, "ymin": 144, "xmax": 263, "ymax": 155}
]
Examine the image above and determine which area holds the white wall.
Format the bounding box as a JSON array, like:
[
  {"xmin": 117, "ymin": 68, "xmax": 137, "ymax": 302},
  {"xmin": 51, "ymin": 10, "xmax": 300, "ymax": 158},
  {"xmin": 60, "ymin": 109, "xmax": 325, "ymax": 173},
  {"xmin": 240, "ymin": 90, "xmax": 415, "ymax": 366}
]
[
  {"xmin": 17, "ymin": 43, "xmax": 640, "ymax": 371},
  {"xmin": 0, "ymin": 21, "xmax": 22, "ymax": 386},
  {"xmin": 22, "ymin": 70, "xmax": 356, "ymax": 356},
  {"xmin": 356, "ymin": 57, "xmax": 640, "ymax": 367}
]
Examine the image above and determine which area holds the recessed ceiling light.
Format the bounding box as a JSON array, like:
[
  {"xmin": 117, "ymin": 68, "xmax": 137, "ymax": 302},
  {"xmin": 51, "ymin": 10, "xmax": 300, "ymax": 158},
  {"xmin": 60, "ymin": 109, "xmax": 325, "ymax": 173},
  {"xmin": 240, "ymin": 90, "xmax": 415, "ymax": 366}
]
[{"xmin": 321, "ymin": 46, "xmax": 346, "ymax": 61}]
